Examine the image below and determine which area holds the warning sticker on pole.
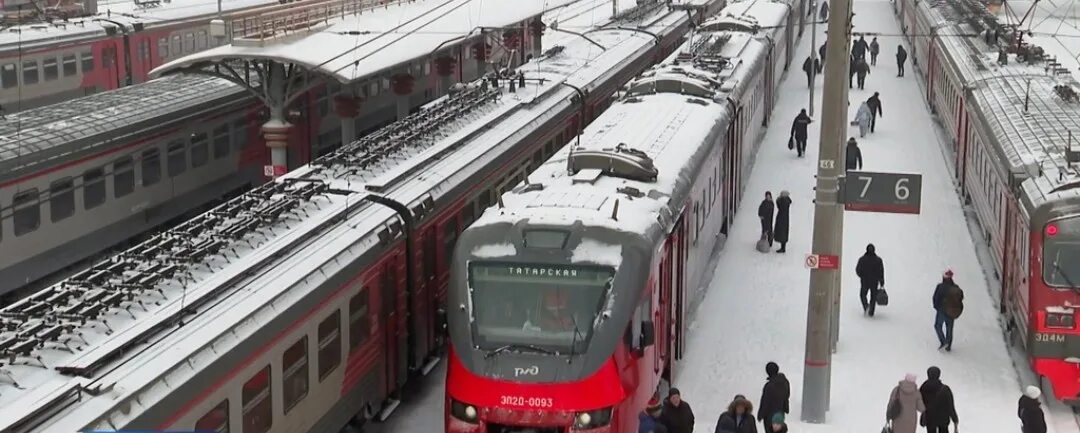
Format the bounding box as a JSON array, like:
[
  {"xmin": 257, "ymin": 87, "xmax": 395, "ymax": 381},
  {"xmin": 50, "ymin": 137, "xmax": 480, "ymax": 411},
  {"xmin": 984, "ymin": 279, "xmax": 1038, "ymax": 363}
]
[{"xmin": 805, "ymin": 254, "xmax": 840, "ymax": 270}]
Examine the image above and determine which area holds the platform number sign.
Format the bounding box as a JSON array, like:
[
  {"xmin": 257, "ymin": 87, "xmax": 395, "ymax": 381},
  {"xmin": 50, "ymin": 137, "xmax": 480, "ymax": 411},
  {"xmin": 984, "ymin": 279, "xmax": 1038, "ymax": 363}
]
[{"xmin": 841, "ymin": 171, "xmax": 922, "ymax": 215}]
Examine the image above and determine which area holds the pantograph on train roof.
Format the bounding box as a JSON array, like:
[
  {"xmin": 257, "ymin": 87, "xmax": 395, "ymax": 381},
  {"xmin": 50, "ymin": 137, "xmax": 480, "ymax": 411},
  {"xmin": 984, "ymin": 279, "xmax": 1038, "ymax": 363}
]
[
  {"xmin": 0, "ymin": 74, "xmax": 239, "ymax": 172},
  {"xmin": 0, "ymin": 28, "xmax": 654, "ymax": 429}
]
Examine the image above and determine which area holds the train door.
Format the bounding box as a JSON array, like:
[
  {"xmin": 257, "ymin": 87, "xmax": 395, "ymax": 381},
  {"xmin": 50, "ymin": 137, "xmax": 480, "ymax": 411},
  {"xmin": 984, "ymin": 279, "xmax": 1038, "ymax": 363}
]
[
  {"xmin": 671, "ymin": 215, "xmax": 687, "ymax": 363},
  {"xmin": 413, "ymin": 227, "xmax": 438, "ymax": 370},
  {"xmin": 955, "ymin": 98, "xmax": 967, "ymax": 181},
  {"xmin": 382, "ymin": 255, "xmax": 407, "ymax": 395},
  {"xmin": 799, "ymin": 0, "xmax": 806, "ymax": 37},
  {"xmin": 764, "ymin": 47, "xmax": 774, "ymax": 125},
  {"xmin": 657, "ymin": 238, "xmax": 673, "ymax": 376}
]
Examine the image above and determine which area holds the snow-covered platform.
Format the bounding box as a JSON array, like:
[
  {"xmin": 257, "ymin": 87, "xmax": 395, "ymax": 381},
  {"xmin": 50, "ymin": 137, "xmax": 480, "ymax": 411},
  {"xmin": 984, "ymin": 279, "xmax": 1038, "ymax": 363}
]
[{"xmin": 670, "ymin": 1, "xmax": 1056, "ymax": 432}]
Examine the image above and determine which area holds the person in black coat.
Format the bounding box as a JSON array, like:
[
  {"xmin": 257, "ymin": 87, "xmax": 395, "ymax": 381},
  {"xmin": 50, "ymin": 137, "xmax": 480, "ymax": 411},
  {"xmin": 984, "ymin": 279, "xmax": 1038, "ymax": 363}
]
[
  {"xmin": 919, "ymin": 366, "xmax": 959, "ymax": 433},
  {"xmin": 790, "ymin": 109, "xmax": 812, "ymax": 157},
  {"xmin": 758, "ymin": 362, "xmax": 791, "ymax": 433},
  {"xmin": 716, "ymin": 395, "xmax": 758, "ymax": 433},
  {"xmin": 848, "ymin": 54, "xmax": 857, "ymax": 88},
  {"xmin": 802, "ymin": 56, "xmax": 815, "ymax": 88},
  {"xmin": 852, "ymin": 35, "xmax": 868, "ymax": 61},
  {"xmin": 758, "ymin": 192, "xmax": 775, "ymax": 247},
  {"xmin": 867, "ymin": 92, "xmax": 883, "ymax": 133},
  {"xmin": 855, "ymin": 243, "xmax": 884, "ymax": 317},
  {"xmin": 854, "ymin": 59, "xmax": 870, "ymax": 90},
  {"xmin": 819, "ymin": 42, "xmax": 827, "ymax": 70},
  {"xmin": 773, "ymin": 192, "xmax": 791, "ymax": 253},
  {"xmin": 661, "ymin": 388, "xmax": 695, "ymax": 433},
  {"xmin": 845, "ymin": 137, "xmax": 863, "ymax": 171},
  {"xmin": 1019, "ymin": 386, "xmax": 1047, "ymax": 433},
  {"xmin": 896, "ymin": 45, "xmax": 908, "ymax": 77}
]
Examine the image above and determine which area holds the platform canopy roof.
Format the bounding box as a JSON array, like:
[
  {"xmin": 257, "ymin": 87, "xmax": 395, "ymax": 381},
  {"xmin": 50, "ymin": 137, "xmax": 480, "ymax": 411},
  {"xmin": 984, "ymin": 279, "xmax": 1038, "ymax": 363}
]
[{"xmin": 151, "ymin": 0, "xmax": 571, "ymax": 84}]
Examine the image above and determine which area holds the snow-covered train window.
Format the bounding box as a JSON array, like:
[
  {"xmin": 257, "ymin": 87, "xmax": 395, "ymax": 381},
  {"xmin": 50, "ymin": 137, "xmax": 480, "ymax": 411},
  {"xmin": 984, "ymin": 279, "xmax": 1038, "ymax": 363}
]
[
  {"xmin": 194, "ymin": 400, "xmax": 229, "ymax": 433},
  {"xmin": 317, "ymin": 311, "xmax": 341, "ymax": 380},
  {"xmin": 282, "ymin": 336, "xmax": 309, "ymax": 413},
  {"xmin": 241, "ymin": 366, "xmax": 272, "ymax": 433}
]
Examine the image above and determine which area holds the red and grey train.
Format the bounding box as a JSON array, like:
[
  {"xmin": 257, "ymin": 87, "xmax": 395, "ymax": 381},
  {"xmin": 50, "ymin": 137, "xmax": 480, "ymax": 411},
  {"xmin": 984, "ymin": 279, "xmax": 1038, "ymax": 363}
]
[
  {"xmin": 898, "ymin": 0, "xmax": 1080, "ymax": 403},
  {"xmin": 0, "ymin": 5, "xmax": 708, "ymax": 433},
  {"xmin": 445, "ymin": 1, "xmax": 802, "ymax": 432}
]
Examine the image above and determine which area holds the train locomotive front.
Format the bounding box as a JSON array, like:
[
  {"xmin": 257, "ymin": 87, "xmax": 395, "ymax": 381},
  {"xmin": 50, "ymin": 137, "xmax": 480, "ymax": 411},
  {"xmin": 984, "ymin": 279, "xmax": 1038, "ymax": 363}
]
[{"xmin": 446, "ymin": 221, "xmax": 661, "ymax": 433}]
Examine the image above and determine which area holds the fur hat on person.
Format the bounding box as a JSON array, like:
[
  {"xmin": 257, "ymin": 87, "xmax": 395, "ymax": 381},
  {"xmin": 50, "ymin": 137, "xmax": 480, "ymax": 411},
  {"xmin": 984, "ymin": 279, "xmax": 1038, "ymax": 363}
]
[
  {"xmin": 780, "ymin": 190, "xmax": 790, "ymax": 198},
  {"xmin": 1025, "ymin": 385, "xmax": 1042, "ymax": 400},
  {"xmin": 904, "ymin": 373, "xmax": 917, "ymax": 382},
  {"xmin": 944, "ymin": 269, "xmax": 954, "ymax": 278}
]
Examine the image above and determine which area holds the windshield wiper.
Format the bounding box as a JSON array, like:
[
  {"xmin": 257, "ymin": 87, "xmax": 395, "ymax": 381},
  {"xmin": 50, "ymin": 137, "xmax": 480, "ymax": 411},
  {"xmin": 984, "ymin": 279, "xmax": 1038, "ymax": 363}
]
[
  {"xmin": 483, "ymin": 343, "xmax": 557, "ymax": 359},
  {"xmin": 1052, "ymin": 260, "xmax": 1080, "ymax": 291},
  {"xmin": 568, "ymin": 314, "xmax": 584, "ymax": 364}
]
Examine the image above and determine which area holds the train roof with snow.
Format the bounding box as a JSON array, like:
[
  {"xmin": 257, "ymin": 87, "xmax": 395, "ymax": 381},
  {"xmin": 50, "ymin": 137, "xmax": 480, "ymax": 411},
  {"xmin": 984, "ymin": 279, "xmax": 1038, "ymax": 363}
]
[
  {"xmin": 918, "ymin": 0, "xmax": 1080, "ymax": 215},
  {"xmin": 469, "ymin": 29, "xmax": 767, "ymax": 250},
  {"xmin": 0, "ymin": 23, "xmax": 668, "ymax": 432},
  {"xmin": 0, "ymin": 74, "xmax": 243, "ymax": 175}
]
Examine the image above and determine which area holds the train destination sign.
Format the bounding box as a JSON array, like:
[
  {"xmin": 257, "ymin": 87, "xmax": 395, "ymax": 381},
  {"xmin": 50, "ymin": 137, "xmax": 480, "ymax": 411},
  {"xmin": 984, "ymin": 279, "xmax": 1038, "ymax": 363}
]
[
  {"xmin": 841, "ymin": 171, "xmax": 923, "ymax": 215},
  {"xmin": 471, "ymin": 263, "xmax": 614, "ymax": 284}
]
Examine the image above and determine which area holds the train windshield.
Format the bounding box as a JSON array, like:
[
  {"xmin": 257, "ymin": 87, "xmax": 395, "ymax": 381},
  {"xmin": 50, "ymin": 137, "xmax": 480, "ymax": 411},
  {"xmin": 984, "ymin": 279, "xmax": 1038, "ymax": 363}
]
[
  {"xmin": 1044, "ymin": 217, "xmax": 1080, "ymax": 288},
  {"xmin": 467, "ymin": 262, "xmax": 615, "ymax": 354}
]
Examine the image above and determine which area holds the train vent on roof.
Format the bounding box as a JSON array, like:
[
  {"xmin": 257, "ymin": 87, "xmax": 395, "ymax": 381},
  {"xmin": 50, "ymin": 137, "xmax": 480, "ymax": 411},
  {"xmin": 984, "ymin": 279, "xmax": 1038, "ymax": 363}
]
[{"xmin": 569, "ymin": 143, "xmax": 658, "ymax": 182}]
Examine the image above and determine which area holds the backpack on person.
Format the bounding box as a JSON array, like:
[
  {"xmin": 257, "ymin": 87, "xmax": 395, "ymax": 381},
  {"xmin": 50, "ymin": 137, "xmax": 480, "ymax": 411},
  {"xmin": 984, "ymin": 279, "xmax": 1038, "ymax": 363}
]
[{"xmin": 943, "ymin": 285, "xmax": 964, "ymax": 319}]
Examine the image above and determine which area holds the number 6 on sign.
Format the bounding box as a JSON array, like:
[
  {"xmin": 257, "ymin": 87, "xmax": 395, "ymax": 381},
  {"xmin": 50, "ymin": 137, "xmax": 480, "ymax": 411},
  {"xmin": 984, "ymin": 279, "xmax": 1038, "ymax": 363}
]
[
  {"xmin": 895, "ymin": 178, "xmax": 910, "ymax": 200},
  {"xmin": 841, "ymin": 171, "xmax": 923, "ymax": 215}
]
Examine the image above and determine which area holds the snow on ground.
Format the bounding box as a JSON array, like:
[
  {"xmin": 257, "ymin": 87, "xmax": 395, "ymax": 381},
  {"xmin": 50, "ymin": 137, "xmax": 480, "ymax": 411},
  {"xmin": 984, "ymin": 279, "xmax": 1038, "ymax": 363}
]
[{"xmin": 673, "ymin": 1, "xmax": 1046, "ymax": 432}]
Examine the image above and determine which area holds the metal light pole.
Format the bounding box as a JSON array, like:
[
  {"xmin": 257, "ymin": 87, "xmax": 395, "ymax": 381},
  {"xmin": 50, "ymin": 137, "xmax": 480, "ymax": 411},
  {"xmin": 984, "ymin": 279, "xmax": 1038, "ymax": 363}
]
[
  {"xmin": 800, "ymin": 0, "xmax": 851, "ymax": 422},
  {"xmin": 809, "ymin": 2, "xmax": 817, "ymax": 116}
]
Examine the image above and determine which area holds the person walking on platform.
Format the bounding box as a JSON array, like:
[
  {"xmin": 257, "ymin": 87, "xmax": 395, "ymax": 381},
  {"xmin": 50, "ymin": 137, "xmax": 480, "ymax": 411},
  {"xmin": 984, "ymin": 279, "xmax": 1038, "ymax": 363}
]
[
  {"xmin": 849, "ymin": 55, "xmax": 857, "ymax": 88},
  {"xmin": 660, "ymin": 388, "xmax": 695, "ymax": 433},
  {"xmin": 885, "ymin": 373, "xmax": 925, "ymax": 433},
  {"xmin": 855, "ymin": 243, "xmax": 884, "ymax": 317},
  {"xmin": 758, "ymin": 192, "xmax": 775, "ymax": 248},
  {"xmin": 819, "ymin": 0, "xmax": 829, "ymax": 21},
  {"xmin": 790, "ymin": 109, "xmax": 812, "ymax": 157},
  {"xmin": 854, "ymin": 100, "xmax": 872, "ymax": 138},
  {"xmin": 867, "ymin": 92, "xmax": 883, "ymax": 133},
  {"xmin": 845, "ymin": 137, "xmax": 863, "ymax": 171},
  {"xmin": 852, "ymin": 35, "xmax": 869, "ymax": 62},
  {"xmin": 802, "ymin": 56, "xmax": 815, "ymax": 88},
  {"xmin": 715, "ymin": 395, "xmax": 758, "ymax": 433},
  {"xmin": 896, "ymin": 45, "xmax": 908, "ymax": 77},
  {"xmin": 639, "ymin": 395, "xmax": 668, "ymax": 433},
  {"xmin": 932, "ymin": 270, "xmax": 964, "ymax": 352},
  {"xmin": 920, "ymin": 367, "xmax": 960, "ymax": 433},
  {"xmin": 773, "ymin": 192, "xmax": 792, "ymax": 253},
  {"xmin": 758, "ymin": 362, "xmax": 791, "ymax": 433},
  {"xmin": 1018, "ymin": 386, "xmax": 1047, "ymax": 433},
  {"xmin": 870, "ymin": 37, "xmax": 881, "ymax": 65},
  {"xmin": 855, "ymin": 58, "xmax": 870, "ymax": 90},
  {"xmin": 819, "ymin": 42, "xmax": 827, "ymax": 72}
]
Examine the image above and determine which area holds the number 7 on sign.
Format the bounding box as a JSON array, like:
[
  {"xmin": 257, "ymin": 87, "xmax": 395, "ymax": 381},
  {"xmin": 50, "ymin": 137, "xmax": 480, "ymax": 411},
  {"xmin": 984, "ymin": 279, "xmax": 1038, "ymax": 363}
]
[{"xmin": 858, "ymin": 176, "xmax": 873, "ymax": 198}]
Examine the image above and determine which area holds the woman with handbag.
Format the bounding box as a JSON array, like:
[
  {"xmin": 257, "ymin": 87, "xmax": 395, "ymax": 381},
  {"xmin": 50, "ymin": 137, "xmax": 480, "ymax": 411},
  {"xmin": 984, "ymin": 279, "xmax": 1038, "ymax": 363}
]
[{"xmin": 885, "ymin": 374, "xmax": 925, "ymax": 433}]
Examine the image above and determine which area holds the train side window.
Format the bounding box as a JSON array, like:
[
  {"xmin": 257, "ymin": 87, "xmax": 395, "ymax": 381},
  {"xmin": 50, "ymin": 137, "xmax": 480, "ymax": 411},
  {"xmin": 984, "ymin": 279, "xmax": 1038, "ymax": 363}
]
[
  {"xmin": 191, "ymin": 132, "xmax": 209, "ymax": 168},
  {"xmin": 49, "ymin": 178, "xmax": 74, "ymax": 222},
  {"xmin": 80, "ymin": 51, "xmax": 93, "ymax": 73},
  {"xmin": 196, "ymin": 31, "xmax": 208, "ymax": 50},
  {"xmin": 317, "ymin": 311, "xmax": 341, "ymax": 380},
  {"xmin": 158, "ymin": 38, "xmax": 169, "ymax": 59},
  {"xmin": 213, "ymin": 126, "xmax": 230, "ymax": 159},
  {"xmin": 114, "ymin": 157, "xmax": 135, "ymax": 198},
  {"xmin": 62, "ymin": 55, "xmax": 76, "ymax": 77},
  {"xmin": 83, "ymin": 168, "xmax": 105, "ymax": 210},
  {"xmin": 241, "ymin": 366, "xmax": 272, "ymax": 433},
  {"xmin": 171, "ymin": 35, "xmax": 181, "ymax": 55},
  {"xmin": 282, "ymin": 336, "xmax": 309, "ymax": 413},
  {"xmin": 348, "ymin": 289, "xmax": 370, "ymax": 351},
  {"xmin": 184, "ymin": 33, "xmax": 194, "ymax": 52},
  {"xmin": 232, "ymin": 120, "xmax": 248, "ymax": 151},
  {"xmin": 142, "ymin": 148, "xmax": 161, "ymax": 186},
  {"xmin": 13, "ymin": 189, "xmax": 40, "ymax": 236},
  {"xmin": 22, "ymin": 60, "xmax": 38, "ymax": 85},
  {"xmin": 43, "ymin": 57, "xmax": 57, "ymax": 81},
  {"xmin": 1, "ymin": 64, "xmax": 15, "ymax": 88},
  {"xmin": 443, "ymin": 219, "xmax": 458, "ymax": 268},
  {"xmin": 167, "ymin": 141, "xmax": 187, "ymax": 177},
  {"xmin": 194, "ymin": 400, "xmax": 229, "ymax": 433}
]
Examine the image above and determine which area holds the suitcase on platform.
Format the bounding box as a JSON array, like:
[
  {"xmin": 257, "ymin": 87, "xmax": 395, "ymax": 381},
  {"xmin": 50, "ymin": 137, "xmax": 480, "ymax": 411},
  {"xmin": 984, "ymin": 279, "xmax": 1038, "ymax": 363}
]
[{"xmin": 756, "ymin": 235, "xmax": 770, "ymax": 253}]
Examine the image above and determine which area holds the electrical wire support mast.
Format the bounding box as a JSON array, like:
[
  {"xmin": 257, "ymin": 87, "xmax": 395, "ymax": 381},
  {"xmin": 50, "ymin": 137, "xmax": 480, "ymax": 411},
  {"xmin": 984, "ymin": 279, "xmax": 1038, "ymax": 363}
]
[{"xmin": 801, "ymin": 0, "xmax": 851, "ymax": 421}]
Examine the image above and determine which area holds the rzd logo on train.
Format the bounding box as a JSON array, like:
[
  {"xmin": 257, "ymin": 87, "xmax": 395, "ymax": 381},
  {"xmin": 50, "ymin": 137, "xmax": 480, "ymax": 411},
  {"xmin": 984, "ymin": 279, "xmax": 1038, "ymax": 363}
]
[{"xmin": 514, "ymin": 365, "xmax": 540, "ymax": 377}]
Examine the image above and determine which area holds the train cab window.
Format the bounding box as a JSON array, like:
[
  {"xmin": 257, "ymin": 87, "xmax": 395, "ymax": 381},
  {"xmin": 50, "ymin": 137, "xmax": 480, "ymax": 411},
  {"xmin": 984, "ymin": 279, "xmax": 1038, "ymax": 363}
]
[
  {"xmin": 142, "ymin": 148, "xmax": 162, "ymax": 186},
  {"xmin": 13, "ymin": 189, "xmax": 40, "ymax": 236},
  {"xmin": 83, "ymin": 168, "xmax": 105, "ymax": 210},
  {"xmin": 241, "ymin": 366, "xmax": 272, "ymax": 433},
  {"xmin": 317, "ymin": 311, "xmax": 342, "ymax": 380},
  {"xmin": 158, "ymin": 38, "xmax": 169, "ymax": 59},
  {"xmin": 213, "ymin": 126, "xmax": 230, "ymax": 159},
  {"xmin": 523, "ymin": 230, "xmax": 569, "ymax": 249},
  {"xmin": 348, "ymin": 290, "xmax": 370, "ymax": 351},
  {"xmin": 282, "ymin": 336, "xmax": 309, "ymax": 413},
  {"xmin": 191, "ymin": 133, "xmax": 209, "ymax": 168},
  {"xmin": 43, "ymin": 58, "xmax": 57, "ymax": 81},
  {"xmin": 114, "ymin": 157, "xmax": 135, "ymax": 198},
  {"xmin": 22, "ymin": 60, "xmax": 38, "ymax": 85},
  {"xmin": 167, "ymin": 141, "xmax": 187, "ymax": 177},
  {"xmin": 49, "ymin": 178, "xmax": 75, "ymax": 222},
  {"xmin": 62, "ymin": 55, "xmax": 77, "ymax": 77},
  {"xmin": 195, "ymin": 400, "xmax": 229, "ymax": 433},
  {"xmin": 79, "ymin": 51, "xmax": 93, "ymax": 73},
  {"xmin": 1, "ymin": 64, "xmax": 15, "ymax": 88}
]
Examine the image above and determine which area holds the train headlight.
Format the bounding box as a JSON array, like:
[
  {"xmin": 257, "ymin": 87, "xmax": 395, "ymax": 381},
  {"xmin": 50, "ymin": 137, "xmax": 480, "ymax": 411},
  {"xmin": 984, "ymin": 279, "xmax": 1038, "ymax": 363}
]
[
  {"xmin": 1046, "ymin": 311, "xmax": 1075, "ymax": 329},
  {"xmin": 450, "ymin": 399, "xmax": 479, "ymax": 424},
  {"xmin": 572, "ymin": 407, "xmax": 612, "ymax": 430}
]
